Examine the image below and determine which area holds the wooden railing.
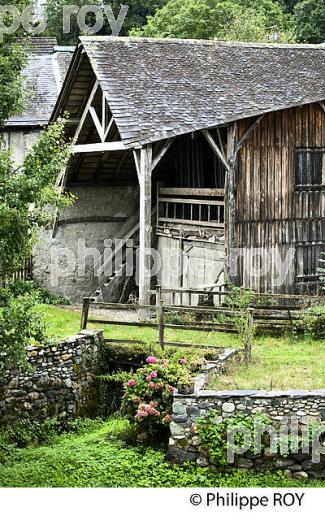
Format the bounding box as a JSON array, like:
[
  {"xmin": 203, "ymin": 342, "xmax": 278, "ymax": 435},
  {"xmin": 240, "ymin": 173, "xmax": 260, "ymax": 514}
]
[
  {"xmin": 80, "ymin": 287, "xmax": 324, "ymax": 346},
  {"xmin": 157, "ymin": 187, "xmax": 225, "ymax": 229},
  {"xmin": 0, "ymin": 258, "xmax": 33, "ymax": 285}
]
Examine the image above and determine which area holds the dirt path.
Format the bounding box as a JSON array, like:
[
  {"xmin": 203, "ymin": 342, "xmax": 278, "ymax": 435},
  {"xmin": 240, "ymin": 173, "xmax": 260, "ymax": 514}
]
[{"xmin": 59, "ymin": 304, "xmax": 142, "ymax": 323}]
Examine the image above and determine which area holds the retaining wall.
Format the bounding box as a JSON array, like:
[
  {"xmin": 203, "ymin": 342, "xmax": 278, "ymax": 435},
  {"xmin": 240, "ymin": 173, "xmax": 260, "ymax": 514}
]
[
  {"xmin": 169, "ymin": 352, "xmax": 325, "ymax": 479},
  {"xmin": 0, "ymin": 330, "xmax": 102, "ymax": 424}
]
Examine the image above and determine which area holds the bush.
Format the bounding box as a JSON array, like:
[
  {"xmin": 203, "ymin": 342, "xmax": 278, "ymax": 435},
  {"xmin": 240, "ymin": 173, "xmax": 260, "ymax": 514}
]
[
  {"xmin": 0, "ymin": 295, "xmax": 47, "ymax": 374},
  {"xmin": 198, "ymin": 412, "xmax": 272, "ymax": 466},
  {"xmin": 0, "ymin": 280, "xmax": 70, "ymax": 306},
  {"xmin": 121, "ymin": 356, "xmax": 191, "ymax": 442},
  {"xmin": 302, "ymin": 305, "xmax": 325, "ymax": 338}
]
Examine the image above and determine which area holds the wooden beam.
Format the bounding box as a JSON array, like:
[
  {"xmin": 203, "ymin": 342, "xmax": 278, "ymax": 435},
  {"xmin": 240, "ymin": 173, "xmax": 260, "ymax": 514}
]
[
  {"xmin": 103, "ymin": 117, "xmax": 114, "ymax": 142},
  {"xmin": 73, "ymin": 142, "xmax": 126, "ymax": 153},
  {"xmin": 234, "ymin": 115, "xmax": 264, "ymax": 158},
  {"xmin": 136, "ymin": 145, "xmax": 153, "ymax": 306},
  {"xmin": 201, "ymin": 129, "xmax": 230, "ymax": 172},
  {"xmin": 73, "ymin": 80, "xmax": 99, "ymax": 145},
  {"xmin": 225, "ymin": 123, "xmax": 237, "ymax": 285},
  {"xmin": 89, "ymin": 106, "xmax": 104, "ymax": 142},
  {"xmin": 152, "ymin": 138, "xmax": 175, "ymax": 171}
]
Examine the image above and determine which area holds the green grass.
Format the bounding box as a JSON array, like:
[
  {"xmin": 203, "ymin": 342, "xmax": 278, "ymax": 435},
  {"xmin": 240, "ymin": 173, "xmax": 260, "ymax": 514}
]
[
  {"xmin": 37, "ymin": 304, "xmax": 239, "ymax": 347},
  {"xmin": 0, "ymin": 417, "xmax": 323, "ymax": 488},
  {"xmin": 209, "ymin": 335, "xmax": 325, "ymax": 391},
  {"xmin": 38, "ymin": 304, "xmax": 325, "ymax": 391}
]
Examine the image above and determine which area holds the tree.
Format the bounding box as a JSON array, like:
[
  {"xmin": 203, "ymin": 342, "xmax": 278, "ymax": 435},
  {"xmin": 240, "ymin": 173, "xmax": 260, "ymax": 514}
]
[
  {"xmin": 0, "ymin": 122, "xmax": 72, "ymax": 278},
  {"xmin": 110, "ymin": 0, "xmax": 168, "ymax": 35},
  {"xmin": 133, "ymin": 0, "xmax": 293, "ymax": 43},
  {"xmin": 0, "ymin": 0, "xmax": 34, "ymax": 126},
  {"xmin": 45, "ymin": 0, "xmax": 168, "ymax": 44},
  {"xmin": 294, "ymin": 0, "xmax": 325, "ymax": 43}
]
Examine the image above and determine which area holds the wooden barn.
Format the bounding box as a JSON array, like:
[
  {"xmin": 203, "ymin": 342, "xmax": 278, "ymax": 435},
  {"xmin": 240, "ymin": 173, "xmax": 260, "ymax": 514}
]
[{"xmin": 35, "ymin": 36, "xmax": 325, "ymax": 304}]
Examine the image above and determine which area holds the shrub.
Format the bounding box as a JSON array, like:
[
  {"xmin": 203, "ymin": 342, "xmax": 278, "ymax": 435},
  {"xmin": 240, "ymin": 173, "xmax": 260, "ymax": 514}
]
[
  {"xmin": 301, "ymin": 305, "xmax": 325, "ymax": 338},
  {"xmin": 0, "ymin": 295, "xmax": 47, "ymax": 374},
  {"xmin": 0, "ymin": 280, "xmax": 70, "ymax": 306},
  {"xmin": 198, "ymin": 412, "xmax": 272, "ymax": 466},
  {"xmin": 121, "ymin": 356, "xmax": 191, "ymax": 442}
]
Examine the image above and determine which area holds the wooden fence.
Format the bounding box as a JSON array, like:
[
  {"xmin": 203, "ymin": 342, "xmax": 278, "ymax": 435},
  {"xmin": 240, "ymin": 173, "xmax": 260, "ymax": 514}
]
[
  {"xmin": 80, "ymin": 286, "xmax": 325, "ymax": 350},
  {"xmin": 0, "ymin": 257, "xmax": 33, "ymax": 285}
]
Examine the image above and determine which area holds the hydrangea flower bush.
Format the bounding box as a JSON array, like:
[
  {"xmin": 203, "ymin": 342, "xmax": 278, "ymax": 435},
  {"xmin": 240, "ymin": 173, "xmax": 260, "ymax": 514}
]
[{"xmin": 122, "ymin": 356, "xmax": 191, "ymax": 441}]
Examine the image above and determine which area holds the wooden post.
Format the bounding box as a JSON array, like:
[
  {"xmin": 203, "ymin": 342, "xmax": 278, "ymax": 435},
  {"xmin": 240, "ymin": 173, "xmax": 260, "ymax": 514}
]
[
  {"xmin": 138, "ymin": 145, "xmax": 153, "ymax": 307},
  {"xmin": 80, "ymin": 297, "xmax": 90, "ymax": 330},
  {"xmin": 158, "ymin": 299, "xmax": 165, "ymax": 350},
  {"xmin": 156, "ymin": 285, "xmax": 162, "ymax": 307},
  {"xmin": 245, "ymin": 307, "xmax": 254, "ymax": 364},
  {"xmin": 225, "ymin": 123, "xmax": 237, "ymax": 286}
]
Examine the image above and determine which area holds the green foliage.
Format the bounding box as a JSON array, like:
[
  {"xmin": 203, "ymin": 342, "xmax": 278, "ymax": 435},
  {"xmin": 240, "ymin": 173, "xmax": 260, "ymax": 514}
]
[
  {"xmin": 0, "ymin": 418, "xmax": 323, "ymax": 487},
  {"xmin": 0, "ymin": 1, "xmax": 35, "ymax": 126},
  {"xmin": 0, "ymin": 295, "xmax": 47, "ymax": 374},
  {"xmin": 224, "ymin": 287, "xmax": 257, "ymax": 360},
  {"xmin": 110, "ymin": 0, "xmax": 168, "ymax": 36},
  {"xmin": 293, "ymin": 0, "xmax": 325, "ymax": 43},
  {"xmin": 0, "ymin": 280, "xmax": 70, "ymax": 306},
  {"xmin": 133, "ymin": 0, "xmax": 293, "ymax": 42},
  {"xmin": 45, "ymin": 0, "xmax": 167, "ymax": 44},
  {"xmin": 198, "ymin": 412, "xmax": 272, "ymax": 465},
  {"xmin": 0, "ymin": 121, "xmax": 73, "ymax": 278},
  {"xmin": 121, "ymin": 356, "xmax": 190, "ymax": 441},
  {"xmin": 301, "ymin": 305, "xmax": 325, "ymax": 339}
]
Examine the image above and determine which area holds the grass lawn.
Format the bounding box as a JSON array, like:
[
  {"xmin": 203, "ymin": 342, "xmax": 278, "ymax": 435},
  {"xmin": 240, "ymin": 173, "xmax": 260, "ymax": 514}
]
[
  {"xmin": 37, "ymin": 303, "xmax": 239, "ymax": 347},
  {"xmin": 209, "ymin": 336, "xmax": 325, "ymax": 391},
  {"xmin": 0, "ymin": 417, "xmax": 324, "ymax": 488},
  {"xmin": 38, "ymin": 304, "xmax": 325, "ymax": 391}
]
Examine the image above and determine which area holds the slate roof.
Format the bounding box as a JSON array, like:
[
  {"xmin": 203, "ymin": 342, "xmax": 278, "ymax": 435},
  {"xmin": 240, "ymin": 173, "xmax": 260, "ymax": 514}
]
[
  {"xmin": 77, "ymin": 36, "xmax": 325, "ymax": 148},
  {"xmin": 6, "ymin": 38, "xmax": 73, "ymax": 127}
]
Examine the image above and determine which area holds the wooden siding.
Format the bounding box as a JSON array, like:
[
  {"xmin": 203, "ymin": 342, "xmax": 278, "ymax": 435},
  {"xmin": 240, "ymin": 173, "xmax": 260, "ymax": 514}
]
[{"xmin": 235, "ymin": 103, "xmax": 325, "ymax": 293}]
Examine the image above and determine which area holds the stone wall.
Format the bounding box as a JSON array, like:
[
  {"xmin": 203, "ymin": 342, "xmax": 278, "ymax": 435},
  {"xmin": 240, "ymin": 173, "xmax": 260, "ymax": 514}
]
[
  {"xmin": 169, "ymin": 357, "xmax": 325, "ymax": 479},
  {"xmin": 33, "ymin": 185, "xmax": 139, "ymax": 303},
  {"xmin": 0, "ymin": 330, "xmax": 102, "ymax": 424}
]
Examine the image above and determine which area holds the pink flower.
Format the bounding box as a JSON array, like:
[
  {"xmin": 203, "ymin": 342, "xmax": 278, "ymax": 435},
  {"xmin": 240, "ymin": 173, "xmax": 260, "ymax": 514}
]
[
  {"xmin": 148, "ymin": 381, "xmax": 155, "ymax": 389},
  {"xmin": 127, "ymin": 379, "xmax": 136, "ymax": 387},
  {"xmin": 164, "ymin": 415, "xmax": 172, "ymax": 424},
  {"xmin": 146, "ymin": 356, "xmax": 157, "ymax": 364},
  {"xmin": 179, "ymin": 358, "xmax": 187, "ymax": 365},
  {"xmin": 146, "ymin": 375, "xmax": 152, "ymax": 382},
  {"xmin": 167, "ymin": 385, "xmax": 176, "ymax": 394},
  {"xmin": 150, "ymin": 371, "xmax": 158, "ymax": 379}
]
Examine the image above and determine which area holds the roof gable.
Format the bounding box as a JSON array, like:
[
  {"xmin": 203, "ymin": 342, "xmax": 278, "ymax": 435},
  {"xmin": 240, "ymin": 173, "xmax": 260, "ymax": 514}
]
[{"xmin": 56, "ymin": 36, "xmax": 325, "ymax": 148}]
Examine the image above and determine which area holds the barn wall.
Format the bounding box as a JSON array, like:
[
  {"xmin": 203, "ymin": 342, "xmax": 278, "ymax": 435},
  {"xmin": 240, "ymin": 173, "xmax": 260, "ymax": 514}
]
[
  {"xmin": 234, "ymin": 103, "xmax": 325, "ymax": 293},
  {"xmin": 1, "ymin": 128, "xmax": 40, "ymax": 165},
  {"xmin": 33, "ymin": 185, "xmax": 139, "ymax": 303}
]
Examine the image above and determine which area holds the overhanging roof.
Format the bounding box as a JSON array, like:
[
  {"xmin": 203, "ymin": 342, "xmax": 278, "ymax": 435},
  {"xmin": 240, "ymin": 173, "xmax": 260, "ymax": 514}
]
[{"xmin": 54, "ymin": 36, "xmax": 325, "ymax": 148}]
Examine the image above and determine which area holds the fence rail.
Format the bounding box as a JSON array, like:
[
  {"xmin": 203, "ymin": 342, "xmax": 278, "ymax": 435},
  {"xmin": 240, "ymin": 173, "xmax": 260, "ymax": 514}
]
[
  {"xmin": 80, "ymin": 286, "xmax": 323, "ymax": 350},
  {"xmin": 0, "ymin": 258, "xmax": 33, "ymax": 285}
]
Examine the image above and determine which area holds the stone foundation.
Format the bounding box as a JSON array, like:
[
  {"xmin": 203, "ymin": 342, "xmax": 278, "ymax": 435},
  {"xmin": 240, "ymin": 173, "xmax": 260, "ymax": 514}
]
[{"xmin": 0, "ymin": 330, "xmax": 102, "ymax": 424}]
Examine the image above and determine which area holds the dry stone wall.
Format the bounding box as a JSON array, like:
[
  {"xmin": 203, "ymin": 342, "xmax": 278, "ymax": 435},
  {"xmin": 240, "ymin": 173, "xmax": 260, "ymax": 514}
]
[
  {"xmin": 169, "ymin": 354, "xmax": 325, "ymax": 479},
  {"xmin": 0, "ymin": 330, "xmax": 102, "ymax": 424}
]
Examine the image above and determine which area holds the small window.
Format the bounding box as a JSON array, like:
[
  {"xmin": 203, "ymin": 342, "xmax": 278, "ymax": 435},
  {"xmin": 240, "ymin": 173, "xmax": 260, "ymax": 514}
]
[{"xmin": 295, "ymin": 149, "xmax": 325, "ymax": 187}]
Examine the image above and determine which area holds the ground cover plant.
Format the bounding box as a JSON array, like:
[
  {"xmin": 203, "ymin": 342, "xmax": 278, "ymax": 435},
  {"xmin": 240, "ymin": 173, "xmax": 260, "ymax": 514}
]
[{"xmin": 0, "ymin": 416, "xmax": 324, "ymax": 488}]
